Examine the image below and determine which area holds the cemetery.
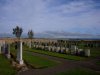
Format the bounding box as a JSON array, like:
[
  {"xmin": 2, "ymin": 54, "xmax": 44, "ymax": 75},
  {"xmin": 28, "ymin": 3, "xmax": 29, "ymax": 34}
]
[
  {"xmin": 0, "ymin": 26, "xmax": 100, "ymax": 75},
  {"xmin": 1, "ymin": 0, "xmax": 100, "ymax": 75}
]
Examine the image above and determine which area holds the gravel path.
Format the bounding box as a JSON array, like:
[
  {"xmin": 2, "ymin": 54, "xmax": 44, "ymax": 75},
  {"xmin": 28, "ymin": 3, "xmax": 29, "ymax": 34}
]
[{"xmin": 17, "ymin": 51, "xmax": 100, "ymax": 75}]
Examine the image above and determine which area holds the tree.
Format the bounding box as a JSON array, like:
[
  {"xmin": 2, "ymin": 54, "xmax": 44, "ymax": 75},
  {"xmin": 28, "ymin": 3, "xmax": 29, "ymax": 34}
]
[
  {"xmin": 13, "ymin": 26, "xmax": 23, "ymax": 39},
  {"xmin": 28, "ymin": 30, "xmax": 34, "ymax": 39},
  {"xmin": 28, "ymin": 30, "xmax": 34, "ymax": 48}
]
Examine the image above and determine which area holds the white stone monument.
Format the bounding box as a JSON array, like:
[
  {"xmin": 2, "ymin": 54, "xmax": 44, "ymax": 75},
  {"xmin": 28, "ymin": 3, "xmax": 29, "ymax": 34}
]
[{"xmin": 17, "ymin": 41, "xmax": 23, "ymax": 65}]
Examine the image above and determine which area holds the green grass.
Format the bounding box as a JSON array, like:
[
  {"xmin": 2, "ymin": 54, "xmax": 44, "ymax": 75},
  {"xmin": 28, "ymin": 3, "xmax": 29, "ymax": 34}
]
[
  {"xmin": 90, "ymin": 48, "xmax": 100, "ymax": 57},
  {"xmin": 95, "ymin": 61, "xmax": 100, "ymax": 66},
  {"xmin": 10, "ymin": 46, "xmax": 17, "ymax": 56},
  {"xmin": 0, "ymin": 54, "xmax": 17, "ymax": 75},
  {"xmin": 10, "ymin": 45, "xmax": 58, "ymax": 69},
  {"xmin": 24, "ymin": 46, "xmax": 85, "ymax": 61},
  {"xmin": 23, "ymin": 52, "xmax": 58, "ymax": 68},
  {"xmin": 56, "ymin": 67, "xmax": 100, "ymax": 75}
]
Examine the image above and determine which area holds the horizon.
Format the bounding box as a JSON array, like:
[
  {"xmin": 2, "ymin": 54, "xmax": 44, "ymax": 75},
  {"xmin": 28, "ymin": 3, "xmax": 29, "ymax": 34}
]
[{"xmin": 0, "ymin": 31, "xmax": 100, "ymax": 39}]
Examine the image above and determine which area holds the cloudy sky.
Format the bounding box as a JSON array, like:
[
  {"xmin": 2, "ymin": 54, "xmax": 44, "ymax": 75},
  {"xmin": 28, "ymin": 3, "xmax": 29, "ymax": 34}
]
[{"xmin": 0, "ymin": 0, "xmax": 100, "ymax": 35}]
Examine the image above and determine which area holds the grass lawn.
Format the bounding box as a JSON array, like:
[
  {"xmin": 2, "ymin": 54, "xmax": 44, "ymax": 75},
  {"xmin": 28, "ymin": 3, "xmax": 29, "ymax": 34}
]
[
  {"xmin": 10, "ymin": 45, "xmax": 58, "ymax": 69},
  {"xmin": 23, "ymin": 52, "xmax": 58, "ymax": 68},
  {"xmin": 10, "ymin": 46, "xmax": 17, "ymax": 56},
  {"xmin": 0, "ymin": 54, "xmax": 17, "ymax": 75},
  {"xmin": 56, "ymin": 67, "xmax": 100, "ymax": 75},
  {"xmin": 24, "ymin": 46, "xmax": 85, "ymax": 61},
  {"xmin": 90, "ymin": 48, "xmax": 100, "ymax": 57},
  {"xmin": 95, "ymin": 61, "xmax": 100, "ymax": 66}
]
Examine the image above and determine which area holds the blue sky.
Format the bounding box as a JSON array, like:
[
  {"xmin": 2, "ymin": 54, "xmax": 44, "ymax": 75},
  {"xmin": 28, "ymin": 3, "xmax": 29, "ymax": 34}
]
[{"xmin": 0, "ymin": 0, "xmax": 100, "ymax": 35}]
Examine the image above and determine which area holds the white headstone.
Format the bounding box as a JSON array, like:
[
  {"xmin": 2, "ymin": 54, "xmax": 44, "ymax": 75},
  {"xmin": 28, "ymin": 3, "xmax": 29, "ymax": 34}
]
[
  {"xmin": 85, "ymin": 49, "xmax": 90, "ymax": 57},
  {"xmin": 29, "ymin": 42, "xmax": 31, "ymax": 48},
  {"xmin": 71, "ymin": 45, "xmax": 77, "ymax": 54},
  {"xmin": 48, "ymin": 46, "xmax": 50, "ymax": 51},
  {"xmin": 56, "ymin": 47, "xmax": 60, "ymax": 52},
  {"xmin": 51, "ymin": 46, "xmax": 55, "ymax": 52},
  {"xmin": 65, "ymin": 48, "xmax": 69, "ymax": 54}
]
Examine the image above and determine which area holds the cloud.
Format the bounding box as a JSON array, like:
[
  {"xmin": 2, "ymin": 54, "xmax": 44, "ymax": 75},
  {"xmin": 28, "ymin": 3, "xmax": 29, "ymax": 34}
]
[{"xmin": 0, "ymin": 0, "xmax": 100, "ymax": 35}]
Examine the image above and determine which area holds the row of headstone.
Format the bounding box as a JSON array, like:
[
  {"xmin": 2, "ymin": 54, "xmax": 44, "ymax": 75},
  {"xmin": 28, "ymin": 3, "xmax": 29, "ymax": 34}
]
[
  {"xmin": 33, "ymin": 44, "xmax": 71, "ymax": 54},
  {"xmin": 70, "ymin": 45, "xmax": 90, "ymax": 57},
  {"xmin": 32, "ymin": 44, "xmax": 90, "ymax": 57},
  {"xmin": 25, "ymin": 41, "xmax": 32, "ymax": 48}
]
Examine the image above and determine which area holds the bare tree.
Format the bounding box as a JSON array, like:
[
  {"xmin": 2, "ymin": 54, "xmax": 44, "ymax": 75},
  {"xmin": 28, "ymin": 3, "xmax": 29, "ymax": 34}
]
[
  {"xmin": 28, "ymin": 30, "xmax": 34, "ymax": 48},
  {"xmin": 28, "ymin": 30, "xmax": 34, "ymax": 39}
]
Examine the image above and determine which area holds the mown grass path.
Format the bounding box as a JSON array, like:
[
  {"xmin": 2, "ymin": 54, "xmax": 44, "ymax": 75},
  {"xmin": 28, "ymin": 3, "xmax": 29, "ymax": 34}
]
[
  {"xmin": 23, "ymin": 51, "xmax": 58, "ymax": 68},
  {"xmin": 17, "ymin": 51, "xmax": 100, "ymax": 75},
  {"xmin": 24, "ymin": 48, "xmax": 85, "ymax": 61}
]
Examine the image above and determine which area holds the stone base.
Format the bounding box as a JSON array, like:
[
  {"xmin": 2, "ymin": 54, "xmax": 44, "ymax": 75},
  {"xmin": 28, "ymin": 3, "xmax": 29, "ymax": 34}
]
[
  {"xmin": 19, "ymin": 60, "xmax": 24, "ymax": 65},
  {"xmin": 16, "ymin": 58, "xmax": 24, "ymax": 65}
]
